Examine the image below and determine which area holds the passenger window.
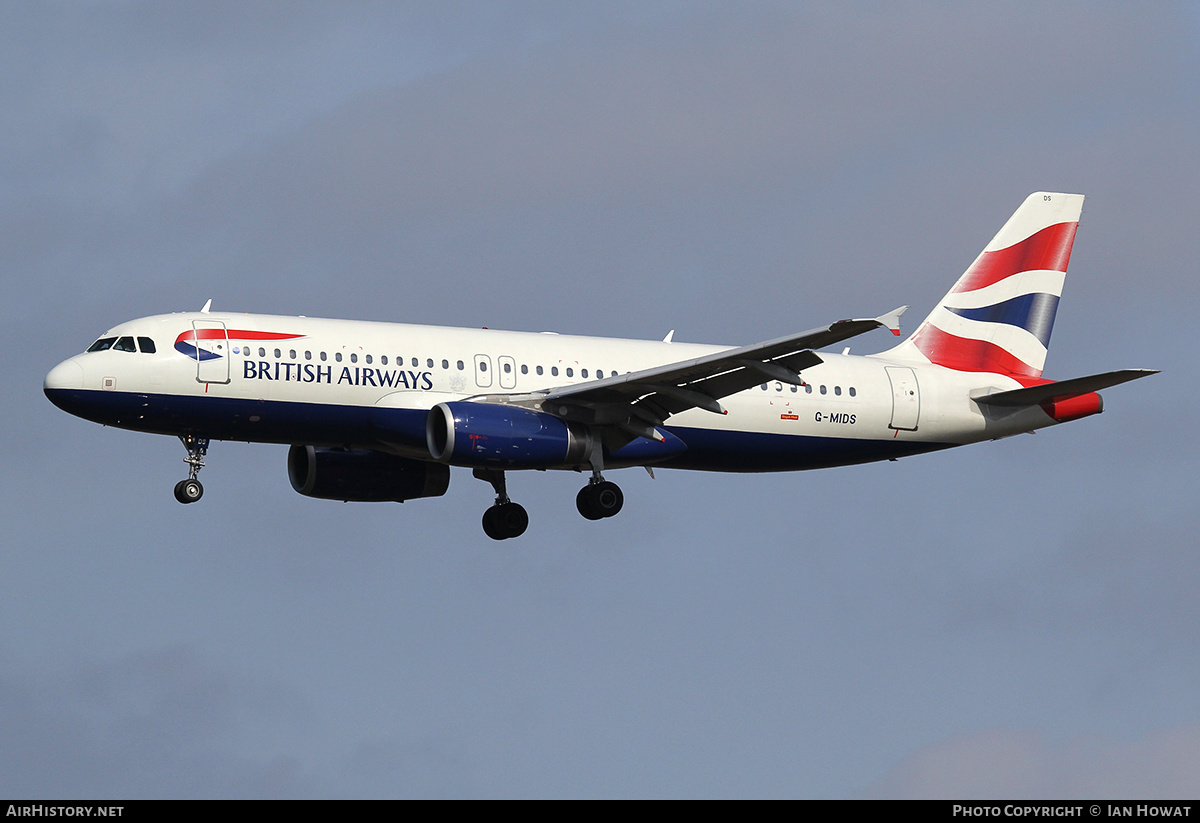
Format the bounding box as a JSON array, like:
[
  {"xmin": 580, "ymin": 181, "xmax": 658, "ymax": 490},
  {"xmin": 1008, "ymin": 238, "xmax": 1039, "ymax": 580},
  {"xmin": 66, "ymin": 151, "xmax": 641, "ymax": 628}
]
[
  {"xmin": 442, "ymin": 359, "xmax": 449, "ymax": 370},
  {"xmin": 274, "ymin": 348, "xmax": 281, "ymax": 358},
  {"xmin": 336, "ymin": 353, "xmax": 343, "ymax": 362},
  {"xmin": 350, "ymin": 353, "xmax": 358, "ymax": 363},
  {"xmin": 457, "ymin": 360, "xmax": 464, "ymax": 370},
  {"xmin": 305, "ymin": 351, "xmax": 312, "ymax": 361},
  {"xmin": 86, "ymin": 337, "xmax": 117, "ymax": 352},
  {"xmin": 581, "ymin": 369, "xmax": 588, "ymax": 378},
  {"xmin": 137, "ymin": 337, "xmax": 156, "ymax": 354},
  {"xmin": 551, "ymin": 367, "xmax": 558, "ymax": 376},
  {"xmin": 480, "ymin": 362, "xmax": 488, "ymax": 372},
  {"xmin": 365, "ymin": 354, "xmax": 372, "ymax": 364},
  {"xmin": 114, "ymin": 336, "xmax": 137, "ymax": 352},
  {"xmin": 566, "ymin": 368, "xmax": 574, "ymax": 377},
  {"xmin": 820, "ymin": 385, "xmax": 827, "ymax": 395},
  {"xmin": 411, "ymin": 358, "xmax": 418, "ymax": 367},
  {"xmin": 761, "ymin": 384, "xmax": 767, "ymax": 391},
  {"xmin": 320, "ymin": 352, "xmax": 327, "ymax": 362},
  {"xmin": 380, "ymin": 355, "xmax": 387, "ymax": 365},
  {"xmin": 790, "ymin": 385, "xmax": 797, "ymax": 393},
  {"xmin": 537, "ymin": 366, "xmax": 544, "ymax": 376},
  {"xmin": 290, "ymin": 349, "xmax": 297, "ymax": 360},
  {"xmin": 834, "ymin": 386, "xmax": 841, "ymax": 396},
  {"xmin": 849, "ymin": 387, "xmax": 856, "ymax": 397},
  {"xmin": 503, "ymin": 363, "xmax": 511, "ymax": 373},
  {"xmin": 259, "ymin": 347, "xmax": 266, "ymax": 357},
  {"xmin": 427, "ymin": 358, "xmax": 434, "ymax": 368},
  {"xmin": 805, "ymin": 384, "xmax": 812, "ymax": 394},
  {"xmin": 521, "ymin": 365, "xmax": 528, "ymax": 375}
]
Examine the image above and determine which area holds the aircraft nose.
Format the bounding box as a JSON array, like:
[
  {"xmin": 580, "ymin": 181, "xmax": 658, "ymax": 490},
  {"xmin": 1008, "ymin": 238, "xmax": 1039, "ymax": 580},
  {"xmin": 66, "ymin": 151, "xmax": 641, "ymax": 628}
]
[{"xmin": 44, "ymin": 358, "xmax": 84, "ymax": 393}]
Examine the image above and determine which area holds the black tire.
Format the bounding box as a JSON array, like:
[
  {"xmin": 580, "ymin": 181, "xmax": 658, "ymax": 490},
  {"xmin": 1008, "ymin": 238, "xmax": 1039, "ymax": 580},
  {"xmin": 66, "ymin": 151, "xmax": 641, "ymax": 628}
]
[
  {"xmin": 482, "ymin": 506, "xmax": 503, "ymax": 540},
  {"xmin": 497, "ymin": 502, "xmax": 528, "ymax": 538},
  {"xmin": 174, "ymin": 478, "xmax": 203, "ymax": 504},
  {"xmin": 577, "ymin": 481, "xmax": 623, "ymax": 520},
  {"xmin": 483, "ymin": 502, "xmax": 529, "ymax": 539},
  {"xmin": 576, "ymin": 486, "xmax": 603, "ymax": 520},
  {"xmin": 592, "ymin": 481, "xmax": 623, "ymax": 518}
]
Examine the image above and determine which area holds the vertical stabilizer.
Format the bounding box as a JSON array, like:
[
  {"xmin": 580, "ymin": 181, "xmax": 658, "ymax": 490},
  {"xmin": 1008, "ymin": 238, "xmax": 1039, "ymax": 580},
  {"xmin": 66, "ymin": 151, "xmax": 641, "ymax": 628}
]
[{"xmin": 885, "ymin": 192, "xmax": 1084, "ymax": 378}]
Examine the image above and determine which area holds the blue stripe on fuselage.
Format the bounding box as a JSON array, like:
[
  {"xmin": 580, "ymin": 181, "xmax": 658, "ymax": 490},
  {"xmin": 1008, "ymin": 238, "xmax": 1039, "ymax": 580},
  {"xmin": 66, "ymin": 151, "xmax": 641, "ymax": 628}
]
[
  {"xmin": 43, "ymin": 388, "xmax": 951, "ymax": 471},
  {"xmin": 659, "ymin": 425, "xmax": 951, "ymax": 471}
]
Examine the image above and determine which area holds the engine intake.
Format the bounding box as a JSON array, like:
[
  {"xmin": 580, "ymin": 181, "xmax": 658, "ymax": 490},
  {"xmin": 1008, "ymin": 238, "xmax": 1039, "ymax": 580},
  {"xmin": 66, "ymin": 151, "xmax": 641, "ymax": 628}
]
[
  {"xmin": 287, "ymin": 445, "xmax": 450, "ymax": 502},
  {"xmin": 426, "ymin": 402, "xmax": 591, "ymax": 468}
]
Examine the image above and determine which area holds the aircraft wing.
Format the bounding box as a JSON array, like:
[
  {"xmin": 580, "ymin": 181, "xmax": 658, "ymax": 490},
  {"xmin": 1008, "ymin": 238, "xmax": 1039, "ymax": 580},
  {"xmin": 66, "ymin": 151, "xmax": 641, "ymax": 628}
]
[{"xmin": 539, "ymin": 307, "xmax": 907, "ymax": 440}]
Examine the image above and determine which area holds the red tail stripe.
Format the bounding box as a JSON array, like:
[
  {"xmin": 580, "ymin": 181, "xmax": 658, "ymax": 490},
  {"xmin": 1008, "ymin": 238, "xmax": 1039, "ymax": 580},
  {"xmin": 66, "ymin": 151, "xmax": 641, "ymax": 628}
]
[
  {"xmin": 912, "ymin": 325, "xmax": 1041, "ymax": 377},
  {"xmin": 951, "ymin": 222, "xmax": 1078, "ymax": 294}
]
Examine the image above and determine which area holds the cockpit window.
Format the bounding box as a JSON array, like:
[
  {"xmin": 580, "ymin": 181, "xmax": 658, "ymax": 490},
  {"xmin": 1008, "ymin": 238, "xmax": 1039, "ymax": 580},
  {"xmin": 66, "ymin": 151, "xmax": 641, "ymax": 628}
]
[
  {"xmin": 87, "ymin": 337, "xmax": 116, "ymax": 352},
  {"xmin": 113, "ymin": 336, "xmax": 137, "ymax": 352},
  {"xmin": 137, "ymin": 337, "xmax": 156, "ymax": 353}
]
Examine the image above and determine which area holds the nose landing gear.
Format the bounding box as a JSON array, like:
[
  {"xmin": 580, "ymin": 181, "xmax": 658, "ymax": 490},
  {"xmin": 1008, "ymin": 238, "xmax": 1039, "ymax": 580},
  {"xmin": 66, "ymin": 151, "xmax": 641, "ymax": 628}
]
[{"xmin": 173, "ymin": 435, "xmax": 209, "ymax": 504}]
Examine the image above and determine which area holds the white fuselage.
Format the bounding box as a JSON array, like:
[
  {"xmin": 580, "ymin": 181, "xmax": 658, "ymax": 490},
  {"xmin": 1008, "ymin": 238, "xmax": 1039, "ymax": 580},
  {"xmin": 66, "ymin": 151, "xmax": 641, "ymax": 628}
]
[{"xmin": 45, "ymin": 311, "xmax": 1051, "ymax": 474}]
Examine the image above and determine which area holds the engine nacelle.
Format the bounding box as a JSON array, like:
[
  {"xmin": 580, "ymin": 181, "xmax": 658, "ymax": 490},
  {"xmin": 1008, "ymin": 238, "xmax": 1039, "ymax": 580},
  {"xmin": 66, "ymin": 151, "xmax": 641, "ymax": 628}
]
[
  {"xmin": 287, "ymin": 445, "xmax": 450, "ymax": 502},
  {"xmin": 426, "ymin": 402, "xmax": 591, "ymax": 468}
]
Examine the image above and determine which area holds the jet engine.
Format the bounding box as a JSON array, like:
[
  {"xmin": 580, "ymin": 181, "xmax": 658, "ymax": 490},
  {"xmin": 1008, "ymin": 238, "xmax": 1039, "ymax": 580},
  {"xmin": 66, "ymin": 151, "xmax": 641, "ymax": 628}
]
[
  {"xmin": 426, "ymin": 402, "xmax": 591, "ymax": 468},
  {"xmin": 287, "ymin": 445, "xmax": 450, "ymax": 502}
]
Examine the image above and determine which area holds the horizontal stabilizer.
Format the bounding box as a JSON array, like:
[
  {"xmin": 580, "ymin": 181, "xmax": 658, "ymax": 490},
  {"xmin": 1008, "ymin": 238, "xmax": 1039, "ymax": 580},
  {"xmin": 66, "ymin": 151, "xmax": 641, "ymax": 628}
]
[{"xmin": 975, "ymin": 369, "xmax": 1158, "ymax": 407}]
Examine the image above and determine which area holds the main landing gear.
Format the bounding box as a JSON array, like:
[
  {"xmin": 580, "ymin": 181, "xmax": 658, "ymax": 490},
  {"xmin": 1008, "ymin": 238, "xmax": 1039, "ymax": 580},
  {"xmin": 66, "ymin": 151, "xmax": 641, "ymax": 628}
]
[
  {"xmin": 474, "ymin": 468, "xmax": 528, "ymax": 541},
  {"xmin": 576, "ymin": 478, "xmax": 623, "ymax": 520},
  {"xmin": 173, "ymin": 435, "xmax": 209, "ymax": 504},
  {"xmin": 472, "ymin": 455, "xmax": 625, "ymax": 540},
  {"xmin": 576, "ymin": 445, "xmax": 623, "ymax": 521}
]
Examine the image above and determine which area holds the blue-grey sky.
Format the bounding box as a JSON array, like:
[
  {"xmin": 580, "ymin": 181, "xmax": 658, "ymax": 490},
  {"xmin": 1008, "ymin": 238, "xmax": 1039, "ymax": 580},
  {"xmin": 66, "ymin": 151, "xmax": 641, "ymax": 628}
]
[{"xmin": 3, "ymin": 2, "xmax": 1197, "ymax": 798}]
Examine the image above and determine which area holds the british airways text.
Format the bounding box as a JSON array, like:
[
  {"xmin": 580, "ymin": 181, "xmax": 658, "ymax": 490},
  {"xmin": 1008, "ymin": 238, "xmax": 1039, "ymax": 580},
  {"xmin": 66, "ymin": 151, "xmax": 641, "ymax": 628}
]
[{"xmin": 243, "ymin": 361, "xmax": 434, "ymax": 389}]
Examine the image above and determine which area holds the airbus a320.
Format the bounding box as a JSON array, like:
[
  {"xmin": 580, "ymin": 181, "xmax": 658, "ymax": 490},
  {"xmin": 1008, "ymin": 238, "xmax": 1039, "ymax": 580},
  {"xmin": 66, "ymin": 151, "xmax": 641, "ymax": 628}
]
[{"xmin": 45, "ymin": 192, "xmax": 1155, "ymax": 539}]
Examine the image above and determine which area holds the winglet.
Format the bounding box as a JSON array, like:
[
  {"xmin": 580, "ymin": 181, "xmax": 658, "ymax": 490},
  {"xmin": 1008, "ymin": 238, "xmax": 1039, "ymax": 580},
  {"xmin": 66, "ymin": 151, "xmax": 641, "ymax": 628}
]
[
  {"xmin": 876, "ymin": 305, "xmax": 907, "ymax": 336},
  {"xmin": 200, "ymin": 299, "xmax": 213, "ymax": 313},
  {"xmin": 663, "ymin": 330, "xmax": 675, "ymax": 343}
]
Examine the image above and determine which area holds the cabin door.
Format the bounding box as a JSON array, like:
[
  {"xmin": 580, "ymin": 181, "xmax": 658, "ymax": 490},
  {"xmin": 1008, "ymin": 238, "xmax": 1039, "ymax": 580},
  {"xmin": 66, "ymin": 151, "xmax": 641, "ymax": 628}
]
[
  {"xmin": 192, "ymin": 320, "xmax": 230, "ymax": 384},
  {"xmin": 886, "ymin": 366, "xmax": 920, "ymax": 431}
]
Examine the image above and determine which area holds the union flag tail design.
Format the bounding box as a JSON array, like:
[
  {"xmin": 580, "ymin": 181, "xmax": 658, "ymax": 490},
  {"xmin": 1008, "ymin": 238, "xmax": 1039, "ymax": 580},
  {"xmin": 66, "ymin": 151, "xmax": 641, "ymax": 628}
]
[{"xmin": 887, "ymin": 192, "xmax": 1084, "ymax": 379}]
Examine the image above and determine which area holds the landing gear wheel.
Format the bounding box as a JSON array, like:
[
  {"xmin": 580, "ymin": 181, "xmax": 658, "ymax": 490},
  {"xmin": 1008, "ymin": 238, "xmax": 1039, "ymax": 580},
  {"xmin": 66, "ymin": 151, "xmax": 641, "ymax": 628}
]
[
  {"xmin": 175, "ymin": 435, "xmax": 209, "ymax": 505},
  {"xmin": 576, "ymin": 486, "xmax": 603, "ymax": 520},
  {"xmin": 577, "ymin": 481, "xmax": 623, "ymax": 520},
  {"xmin": 173, "ymin": 478, "xmax": 203, "ymax": 504},
  {"xmin": 483, "ymin": 502, "xmax": 529, "ymax": 540}
]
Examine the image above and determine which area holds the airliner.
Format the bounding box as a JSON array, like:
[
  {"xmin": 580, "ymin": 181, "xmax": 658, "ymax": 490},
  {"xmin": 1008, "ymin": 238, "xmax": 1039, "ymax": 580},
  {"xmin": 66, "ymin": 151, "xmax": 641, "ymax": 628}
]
[{"xmin": 44, "ymin": 192, "xmax": 1155, "ymax": 539}]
